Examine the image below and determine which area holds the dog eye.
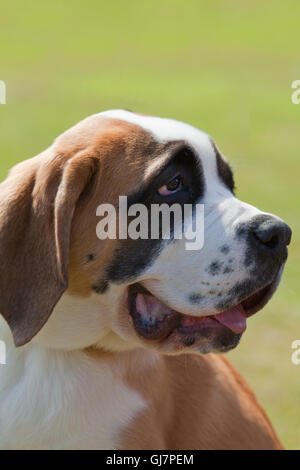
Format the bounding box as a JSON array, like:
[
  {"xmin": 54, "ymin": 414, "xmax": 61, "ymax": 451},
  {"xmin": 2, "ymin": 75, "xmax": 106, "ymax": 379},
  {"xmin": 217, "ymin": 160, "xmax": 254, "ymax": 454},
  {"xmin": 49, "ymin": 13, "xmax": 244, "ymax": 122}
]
[{"xmin": 158, "ymin": 176, "xmax": 184, "ymax": 196}]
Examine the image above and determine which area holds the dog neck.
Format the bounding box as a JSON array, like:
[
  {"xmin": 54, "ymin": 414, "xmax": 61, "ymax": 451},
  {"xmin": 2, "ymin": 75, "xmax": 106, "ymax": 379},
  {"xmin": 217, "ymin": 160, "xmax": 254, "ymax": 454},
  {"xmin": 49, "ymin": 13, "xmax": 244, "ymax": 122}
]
[{"xmin": 32, "ymin": 292, "xmax": 113, "ymax": 350}]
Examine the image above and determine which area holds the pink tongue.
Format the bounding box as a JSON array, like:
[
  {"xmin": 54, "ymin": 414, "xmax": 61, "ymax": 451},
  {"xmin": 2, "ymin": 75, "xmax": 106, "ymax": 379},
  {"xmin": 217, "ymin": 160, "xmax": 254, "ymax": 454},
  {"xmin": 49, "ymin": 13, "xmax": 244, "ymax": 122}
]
[{"xmin": 213, "ymin": 305, "xmax": 247, "ymax": 334}]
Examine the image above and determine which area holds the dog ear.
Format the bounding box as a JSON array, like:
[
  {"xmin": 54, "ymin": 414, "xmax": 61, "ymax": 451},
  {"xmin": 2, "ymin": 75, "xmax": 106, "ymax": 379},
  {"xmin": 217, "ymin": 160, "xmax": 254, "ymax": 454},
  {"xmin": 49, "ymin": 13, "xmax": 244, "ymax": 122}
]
[{"xmin": 0, "ymin": 151, "xmax": 99, "ymax": 347}]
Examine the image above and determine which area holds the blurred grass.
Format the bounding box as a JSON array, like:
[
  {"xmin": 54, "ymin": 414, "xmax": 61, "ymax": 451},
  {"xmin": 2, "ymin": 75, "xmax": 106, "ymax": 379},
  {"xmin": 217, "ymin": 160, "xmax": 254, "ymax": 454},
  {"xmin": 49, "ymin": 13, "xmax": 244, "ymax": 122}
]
[{"xmin": 0, "ymin": 0, "xmax": 299, "ymax": 449}]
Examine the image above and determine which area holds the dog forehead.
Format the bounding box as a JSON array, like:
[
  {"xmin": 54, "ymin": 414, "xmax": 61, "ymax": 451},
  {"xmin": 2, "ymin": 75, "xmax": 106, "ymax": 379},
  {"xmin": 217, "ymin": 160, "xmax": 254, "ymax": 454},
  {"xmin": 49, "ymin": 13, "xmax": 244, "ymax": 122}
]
[
  {"xmin": 98, "ymin": 110, "xmax": 218, "ymax": 176},
  {"xmin": 98, "ymin": 110, "xmax": 209, "ymax": 145}
]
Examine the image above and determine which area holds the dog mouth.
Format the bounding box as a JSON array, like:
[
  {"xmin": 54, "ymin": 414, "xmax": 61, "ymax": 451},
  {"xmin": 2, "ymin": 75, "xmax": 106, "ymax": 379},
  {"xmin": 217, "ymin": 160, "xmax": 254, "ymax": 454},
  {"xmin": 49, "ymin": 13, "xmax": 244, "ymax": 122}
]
[{"xmin": 128, "ymin": 280, "xmax": 277, "ymax": 345}]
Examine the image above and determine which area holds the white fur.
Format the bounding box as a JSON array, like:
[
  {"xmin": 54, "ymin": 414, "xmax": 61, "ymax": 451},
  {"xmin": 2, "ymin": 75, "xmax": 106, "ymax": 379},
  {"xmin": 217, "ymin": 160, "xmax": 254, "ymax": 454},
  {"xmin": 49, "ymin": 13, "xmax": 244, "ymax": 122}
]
[
  {"xmin": 0, "ymin": 317, "xmax": 146, "ymax": 450},
  {"xmin": 34, "ymin": 293, "xmax": 112, "ymax": 350}
]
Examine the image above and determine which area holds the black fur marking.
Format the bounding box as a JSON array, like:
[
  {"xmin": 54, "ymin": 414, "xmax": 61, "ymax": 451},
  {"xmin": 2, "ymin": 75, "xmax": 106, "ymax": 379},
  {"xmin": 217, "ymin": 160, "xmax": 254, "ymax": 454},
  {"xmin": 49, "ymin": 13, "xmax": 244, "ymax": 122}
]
[
  {"xmin": 86, "ymin": 253, "xmax": 95, "ymax": 263},
  {"xmin": 215, "ymin": 274, "xmax": 276, "ymax": 312},
  {"xmin": 220, "ymin": 245, "xmax": 230, "ymax": 254},
  {"xmin": 92, "ymin": 280, "xmax": 109, "ymax": 294},
  {"xmin": 189, "ymin": 293, "xmax": 204, "ymax": 304},
  {"xmin": 223, "ymin": 266, "xmax": 234, "ymax": 274},
  {"xmin": 106, "ymin": 240, "xmax": 162, "ymax": 283},
  {"xmin": 206, "ymin": 260, "xmax": 223, "ymax": 276},
  {"xmin": 211, "ymin": 140, "xmax": 235, "ymax": 193},
  {"xmin": 197, "ymin": 330, "xmax": 241, "ymax": 354},
  {"xmin": 215, "ymin": 278, "xmax": 256, "ymax": 311}
]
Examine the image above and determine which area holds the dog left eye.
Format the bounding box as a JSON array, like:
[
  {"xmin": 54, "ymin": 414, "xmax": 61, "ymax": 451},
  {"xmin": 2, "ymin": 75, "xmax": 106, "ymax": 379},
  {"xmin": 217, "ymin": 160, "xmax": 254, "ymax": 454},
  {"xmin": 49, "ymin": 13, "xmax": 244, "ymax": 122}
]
[{"xmin": 158, "ymin": 176, "xmax": 184, "ymax": 196}]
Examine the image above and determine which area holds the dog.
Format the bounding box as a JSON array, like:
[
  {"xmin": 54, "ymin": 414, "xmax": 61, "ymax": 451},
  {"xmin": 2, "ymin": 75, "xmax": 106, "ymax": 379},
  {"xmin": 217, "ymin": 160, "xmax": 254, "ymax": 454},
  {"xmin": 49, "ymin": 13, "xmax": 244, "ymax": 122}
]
[{"xmin": 0, "ymin": 110, "xmax": 291, "ymax": 449}]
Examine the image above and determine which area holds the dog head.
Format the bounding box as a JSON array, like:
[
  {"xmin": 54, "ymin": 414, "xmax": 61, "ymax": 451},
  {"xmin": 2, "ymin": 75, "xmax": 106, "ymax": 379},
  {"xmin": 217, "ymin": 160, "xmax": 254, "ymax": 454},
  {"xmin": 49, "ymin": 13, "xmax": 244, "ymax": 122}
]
[{"xmin": 0, "ymin": 110, "xmax": 292, "ymax": 354}]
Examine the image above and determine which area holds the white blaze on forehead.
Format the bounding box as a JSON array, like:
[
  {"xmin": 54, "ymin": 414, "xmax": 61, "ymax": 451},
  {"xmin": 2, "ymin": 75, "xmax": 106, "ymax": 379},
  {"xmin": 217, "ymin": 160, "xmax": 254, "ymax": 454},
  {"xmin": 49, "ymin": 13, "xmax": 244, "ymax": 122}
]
[{"xmin": 98, "ymin": 109, "xmax": 218, "ymax": 184}]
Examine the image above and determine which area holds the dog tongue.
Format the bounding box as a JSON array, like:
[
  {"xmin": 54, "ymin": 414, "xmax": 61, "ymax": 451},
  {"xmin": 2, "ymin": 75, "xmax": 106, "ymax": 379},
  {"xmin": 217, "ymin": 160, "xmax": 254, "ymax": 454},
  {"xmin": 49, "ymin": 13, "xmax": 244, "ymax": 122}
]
[{"xmin": 213, "ymin": 305, "xmax": 247, "ymax": 334}]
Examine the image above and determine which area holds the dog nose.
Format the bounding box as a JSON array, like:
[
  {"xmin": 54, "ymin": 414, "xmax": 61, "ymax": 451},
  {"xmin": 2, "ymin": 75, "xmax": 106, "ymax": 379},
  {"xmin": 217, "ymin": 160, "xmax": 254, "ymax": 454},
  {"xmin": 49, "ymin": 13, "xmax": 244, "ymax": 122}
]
[{"xmin": 253, "ymin": 217, "xmax": 292, "ymax": 252}]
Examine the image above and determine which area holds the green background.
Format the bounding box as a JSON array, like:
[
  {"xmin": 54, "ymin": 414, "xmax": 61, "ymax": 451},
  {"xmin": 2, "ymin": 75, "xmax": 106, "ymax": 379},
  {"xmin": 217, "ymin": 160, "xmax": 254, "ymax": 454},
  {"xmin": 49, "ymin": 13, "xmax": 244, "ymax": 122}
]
[{"xmin": 0, "ymin": 0, "xmax": 299, "ymax": 449}]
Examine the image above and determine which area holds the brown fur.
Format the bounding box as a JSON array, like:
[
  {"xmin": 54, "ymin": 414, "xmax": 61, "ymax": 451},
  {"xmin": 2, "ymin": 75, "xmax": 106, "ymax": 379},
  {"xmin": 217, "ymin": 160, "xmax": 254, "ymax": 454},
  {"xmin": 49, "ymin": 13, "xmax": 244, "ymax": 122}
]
[
  {"xmin": 0, "ymin": 116, "xmax": 164, "ymax": 345},
  {"xmin": 85, "ymin": 348, "xmax": 282, "ymax": 450}
]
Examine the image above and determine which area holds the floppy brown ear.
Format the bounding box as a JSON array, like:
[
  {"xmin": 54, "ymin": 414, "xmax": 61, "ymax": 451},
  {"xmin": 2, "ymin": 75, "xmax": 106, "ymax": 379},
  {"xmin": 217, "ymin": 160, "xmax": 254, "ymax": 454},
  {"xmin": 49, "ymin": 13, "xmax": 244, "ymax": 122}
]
[{"xmin": 0, "ymin": 151, "xmax": 99, "ymax": 347}]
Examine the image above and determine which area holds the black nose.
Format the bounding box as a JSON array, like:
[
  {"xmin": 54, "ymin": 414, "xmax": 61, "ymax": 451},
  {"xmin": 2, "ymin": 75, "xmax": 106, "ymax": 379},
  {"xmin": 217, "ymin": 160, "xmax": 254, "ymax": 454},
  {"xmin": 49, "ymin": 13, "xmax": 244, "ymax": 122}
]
[{"xmin": 253, "ymin": 216, "xmax": 292, "ymax": 253}]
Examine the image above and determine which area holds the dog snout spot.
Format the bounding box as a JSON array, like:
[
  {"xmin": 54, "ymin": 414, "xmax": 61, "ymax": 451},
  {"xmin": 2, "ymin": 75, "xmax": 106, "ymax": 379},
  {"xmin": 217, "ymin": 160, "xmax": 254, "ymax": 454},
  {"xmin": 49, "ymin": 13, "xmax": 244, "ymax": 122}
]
[{"xmin": 252, "ymin": 216, "xmax": 292, "ymax": 253}]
